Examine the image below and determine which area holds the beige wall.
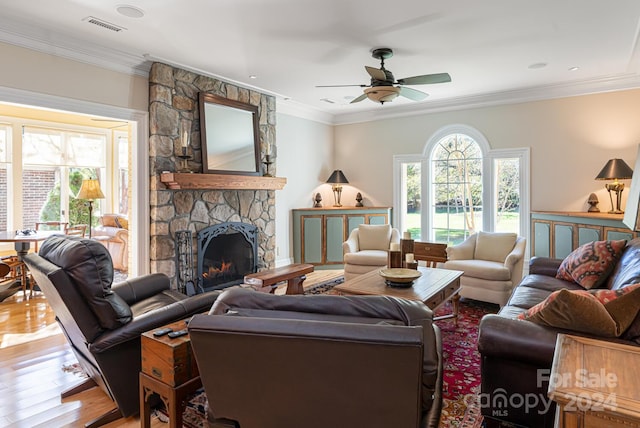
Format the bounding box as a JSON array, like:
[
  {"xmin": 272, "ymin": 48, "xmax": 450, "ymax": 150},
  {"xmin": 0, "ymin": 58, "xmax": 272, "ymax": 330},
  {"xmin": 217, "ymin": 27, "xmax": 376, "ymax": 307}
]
[
  {"xmin": 275, "ymin": 112, "xmax": 334, "ymax": 265},
  {"xmin": 0, "ymin": 42, "xmax": 148, "ymax": 111},
  {"xmin": 334, "ymin": 90, "xmax": 640, "ymax": 213}
]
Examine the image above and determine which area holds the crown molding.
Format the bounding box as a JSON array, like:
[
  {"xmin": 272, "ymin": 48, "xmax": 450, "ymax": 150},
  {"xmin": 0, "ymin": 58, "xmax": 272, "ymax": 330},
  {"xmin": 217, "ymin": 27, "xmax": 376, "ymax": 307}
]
[{"xmin": 0, "ymin": 14, "xmax": 150, "ymax": 77}]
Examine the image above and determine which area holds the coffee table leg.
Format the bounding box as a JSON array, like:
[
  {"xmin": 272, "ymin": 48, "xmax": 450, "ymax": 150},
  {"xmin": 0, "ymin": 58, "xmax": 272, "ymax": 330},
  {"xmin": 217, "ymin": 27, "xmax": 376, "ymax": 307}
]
[
  {"xmin": 285, "ymin": 275, "xmax": 306, "ymax": 295},
  {"xmin": 452, "ymin": 293, "xmax": 461, "ymax": 326}
]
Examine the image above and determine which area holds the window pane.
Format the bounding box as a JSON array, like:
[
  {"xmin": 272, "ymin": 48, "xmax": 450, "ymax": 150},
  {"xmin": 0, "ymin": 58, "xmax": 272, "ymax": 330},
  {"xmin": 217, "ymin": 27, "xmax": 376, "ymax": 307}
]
[
  {"xmin": 400, "ymin": 162, "xmax": 421, "ymax": 240},
  {"xmin": 68, "ymin": 133, "xmax": 106, "ymax": 167},
  {"xmin": 431, "ymin": 134, "xmax": 482, "ymax": 244},
  {"xmin": 23, "ymin": 167, "xmax": 60, "ymax": 229},
  {"xmin": 495, "ymin": 158, "xmax": 520, "ymax": 233},
  {"xmin": 118, "ymin": 135, "xmax": 129, "ymax": 215},
  {"xmin": 23, "ymin": 127, "xmax": 64, "ymax": 165}
]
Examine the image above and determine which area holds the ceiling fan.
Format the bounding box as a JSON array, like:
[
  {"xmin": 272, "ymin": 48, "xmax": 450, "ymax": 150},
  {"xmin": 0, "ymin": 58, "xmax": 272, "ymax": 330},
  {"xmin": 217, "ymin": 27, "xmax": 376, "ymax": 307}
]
[{"xmin": 317, "ymin": 47, "xmax": 451, "ymax": 104}]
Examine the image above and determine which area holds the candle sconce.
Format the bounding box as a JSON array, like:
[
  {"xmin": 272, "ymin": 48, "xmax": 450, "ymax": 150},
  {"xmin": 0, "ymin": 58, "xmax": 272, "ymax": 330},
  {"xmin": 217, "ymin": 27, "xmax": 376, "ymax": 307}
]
[
  {"xmin": 263, "ymin": 154, "xmax": 275, "ymax": 177},
  {"xmin": 177, "ymin": 146, "xmax": 193, "ymax": 173}
]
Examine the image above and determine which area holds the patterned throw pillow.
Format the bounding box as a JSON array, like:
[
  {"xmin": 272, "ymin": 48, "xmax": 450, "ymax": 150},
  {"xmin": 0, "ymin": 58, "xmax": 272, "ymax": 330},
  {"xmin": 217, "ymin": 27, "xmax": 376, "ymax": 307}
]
[
  {"xmin": 555, "ymin": 240, "xmax": 626, "ymax": 289},
  {"xmin": 517, "ymin": 283, "xmax": 640, "ymax": 337}
]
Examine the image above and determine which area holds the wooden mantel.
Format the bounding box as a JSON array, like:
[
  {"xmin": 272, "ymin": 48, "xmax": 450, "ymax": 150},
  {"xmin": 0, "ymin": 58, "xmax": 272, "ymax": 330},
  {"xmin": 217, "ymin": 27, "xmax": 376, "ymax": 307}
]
[{"xmin": 160, "ymin": 172, "xmax": 287, "ymax": 190}]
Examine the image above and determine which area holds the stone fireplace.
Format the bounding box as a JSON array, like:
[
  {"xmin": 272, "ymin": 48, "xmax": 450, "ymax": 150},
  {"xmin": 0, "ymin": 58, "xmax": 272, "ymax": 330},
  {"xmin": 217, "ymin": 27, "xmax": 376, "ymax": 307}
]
[{"xmin": 148, "ymin": 62, "xmax": 277, "ymax": 289}]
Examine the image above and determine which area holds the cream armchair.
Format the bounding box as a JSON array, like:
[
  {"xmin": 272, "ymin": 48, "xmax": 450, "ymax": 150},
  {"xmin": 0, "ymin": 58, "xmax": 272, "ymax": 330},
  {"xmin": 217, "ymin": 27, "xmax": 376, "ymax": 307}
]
[
  {"xmin": 342, "ymin": 224, "xmax": 400, "ymax": 281},
  {"xmin": 442, "ymin": 231, "xmax": 526, "ymax": 306}
]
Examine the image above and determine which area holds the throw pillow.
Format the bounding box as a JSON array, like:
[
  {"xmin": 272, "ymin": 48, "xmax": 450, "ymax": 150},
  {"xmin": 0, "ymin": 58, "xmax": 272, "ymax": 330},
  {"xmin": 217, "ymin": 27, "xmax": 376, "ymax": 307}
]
[
  {"xmin": 101, "ymin": 214, "xmax": 119, "ymax": 228},
  {"xmin": 115, "ymin": 216, "xmax": 128, "ymax": 230},
  {"xmin": 357, "ymin": 224, "xmax": 392, "ymax": 251},
  {"xmin": 555, "ymin": 240, "xmax": 626, "ymax": 289},
  {"xmin": 517, "ymin": 283, "xmax": 640, "ymax": 337},
  {"xmin": 474, "ymin": 231, "xmax": 518, "ymax": 263}
]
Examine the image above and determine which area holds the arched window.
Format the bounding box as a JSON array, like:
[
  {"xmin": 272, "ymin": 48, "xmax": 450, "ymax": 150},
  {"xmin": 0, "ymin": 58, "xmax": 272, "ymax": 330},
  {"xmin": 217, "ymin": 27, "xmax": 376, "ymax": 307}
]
[{"xmin": 393, "ymin": 124, "xmax": 529, "ymax": 246}]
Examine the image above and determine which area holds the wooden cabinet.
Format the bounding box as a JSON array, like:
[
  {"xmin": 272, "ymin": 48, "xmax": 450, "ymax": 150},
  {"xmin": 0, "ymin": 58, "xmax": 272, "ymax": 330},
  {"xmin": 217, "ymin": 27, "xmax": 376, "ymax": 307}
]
[
  {"xmin": 292, "ymin": 207, "xmax": 392, "ymax": 268},
  {"xmin": 531, "ymin": 211, "xmax": 637, "ymax": 259},
  {"xmin": 549, "ymin": 334, "xmax": 640, "ymax": 428}
]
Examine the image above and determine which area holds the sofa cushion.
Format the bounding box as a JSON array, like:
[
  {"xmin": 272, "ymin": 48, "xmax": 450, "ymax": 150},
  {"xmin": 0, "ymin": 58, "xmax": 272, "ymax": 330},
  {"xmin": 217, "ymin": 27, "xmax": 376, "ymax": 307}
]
[
  {"xmin": 516, "ymin": 274, "xmax": 583, "ymax": 293},
  {"xmin": 358, "ymin": 224, "xmax": 392, "ymax": 251},
  {"xmin": 443, "ymin": 259, "xmax": 512, "ymax": 281},
  {"xmin": 556, "ymin": 240, "xmax": 626, "ymax": 289},
  {"xmin": 517, "ymin": 283, "xmax": 640, "ymax": 337},
  {"xmin": 344, "ymin": 250, "xmax": 388, "ymax": 266},
  {"xmin": 474, "ymin": 231, "xmax": 517, "ymax": 263}
]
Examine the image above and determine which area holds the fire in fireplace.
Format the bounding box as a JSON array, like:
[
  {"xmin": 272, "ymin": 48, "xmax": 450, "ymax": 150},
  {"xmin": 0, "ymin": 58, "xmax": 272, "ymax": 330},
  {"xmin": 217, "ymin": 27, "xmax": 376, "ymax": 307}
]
[{"xmin": 197, "ymin": 222, "xmax": 258, "ymax": 292}]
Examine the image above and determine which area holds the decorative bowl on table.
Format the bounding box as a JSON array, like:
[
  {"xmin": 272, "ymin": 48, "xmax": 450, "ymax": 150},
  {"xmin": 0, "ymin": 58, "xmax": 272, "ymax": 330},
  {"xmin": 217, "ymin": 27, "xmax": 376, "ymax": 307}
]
[{"xmin": 379, "ymin": 268, "xmax": 422, "ymax": 288}]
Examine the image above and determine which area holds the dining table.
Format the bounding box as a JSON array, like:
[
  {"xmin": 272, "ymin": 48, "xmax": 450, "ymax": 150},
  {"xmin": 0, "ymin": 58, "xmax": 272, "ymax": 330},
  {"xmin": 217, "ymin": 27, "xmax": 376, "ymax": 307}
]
[{"xmin": 0, "ymin": 230, "xmax": 61, "ymax": 259}]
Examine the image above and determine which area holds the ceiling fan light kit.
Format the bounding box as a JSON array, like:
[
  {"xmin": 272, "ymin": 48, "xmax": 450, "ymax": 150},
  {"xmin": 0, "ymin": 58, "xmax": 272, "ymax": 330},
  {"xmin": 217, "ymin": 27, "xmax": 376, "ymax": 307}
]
[{"xmin": 317, "ymin": 47, "xmax": 452, "ymax": 105}]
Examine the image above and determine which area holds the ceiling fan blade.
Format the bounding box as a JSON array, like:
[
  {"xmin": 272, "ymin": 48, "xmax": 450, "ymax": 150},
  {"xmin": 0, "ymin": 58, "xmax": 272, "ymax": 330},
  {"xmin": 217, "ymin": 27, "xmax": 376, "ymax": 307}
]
[
  {"xmin": 399, "ymin": 86, "xmax": 428, "ymax": 101},
  {"xmin": 397, "ymin": 73, "xmax": 451, "ymax": 85},
  {"xmin": 316, "ymin": 84, "xmax": 368, "ymax": 88},
  {"xmin": 350, "ymin": 93, "xmax": 368, "ymax": 104},
  {"xmin": 365, "ymin": 66, "xmax": 387, "ymax": 81}
]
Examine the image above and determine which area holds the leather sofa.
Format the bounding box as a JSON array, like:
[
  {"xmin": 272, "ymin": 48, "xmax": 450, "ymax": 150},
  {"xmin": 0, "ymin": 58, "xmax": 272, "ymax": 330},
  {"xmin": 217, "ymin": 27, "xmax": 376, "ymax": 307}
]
[
  {"xmin": 477, "ymin": 238, "xmax": 640, "ymax": 427},
  {"xmin": 23, "ymin": 235, "xmax": 221, "ymax": 427},
  {"xmin": 188, "ymin": 287, "xmax": 443, "ymax": 428},
  {"xmin": 92, "ymin": 214, "xmax": 128, "ymax": 271}
]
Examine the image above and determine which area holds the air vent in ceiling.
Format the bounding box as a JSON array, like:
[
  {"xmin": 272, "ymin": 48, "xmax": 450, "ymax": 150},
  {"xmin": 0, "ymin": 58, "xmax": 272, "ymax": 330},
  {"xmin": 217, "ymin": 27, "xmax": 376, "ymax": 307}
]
[{"xmin": 83, "ymin": 16, "xmax": 126, "ymax": 32}]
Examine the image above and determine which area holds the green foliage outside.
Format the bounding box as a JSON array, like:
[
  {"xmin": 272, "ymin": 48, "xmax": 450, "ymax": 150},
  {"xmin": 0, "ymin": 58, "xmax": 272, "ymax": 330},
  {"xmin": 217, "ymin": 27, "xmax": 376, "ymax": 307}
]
[{"xmin": 39, "ymin": 168, "xmax": 98, "ymax": 227}]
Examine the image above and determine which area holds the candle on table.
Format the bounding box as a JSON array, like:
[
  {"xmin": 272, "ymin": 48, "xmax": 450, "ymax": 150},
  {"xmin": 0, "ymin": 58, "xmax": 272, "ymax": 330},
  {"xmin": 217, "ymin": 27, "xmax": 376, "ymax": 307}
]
[
  {"xmin": 403, "ymin": 231, "xmax": 411, "ymax": 240},
  {"xmin": 406, "ymin": 253, "xmax": 415, "ymax": 263},
  {"xmin": 390, "ymin": 243, "xmax": 400, "ymax": 251}
]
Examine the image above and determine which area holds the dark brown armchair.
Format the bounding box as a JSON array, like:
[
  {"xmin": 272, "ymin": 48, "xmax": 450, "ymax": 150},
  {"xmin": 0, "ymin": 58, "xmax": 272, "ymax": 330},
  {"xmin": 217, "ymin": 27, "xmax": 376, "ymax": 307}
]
[
  {"xmin": 188, "ymin": 287, "xmax": 443, "ymax": 428},
  {"xmin": 23, "ymin": 235, "xmax": 221, "ymax": 428}
]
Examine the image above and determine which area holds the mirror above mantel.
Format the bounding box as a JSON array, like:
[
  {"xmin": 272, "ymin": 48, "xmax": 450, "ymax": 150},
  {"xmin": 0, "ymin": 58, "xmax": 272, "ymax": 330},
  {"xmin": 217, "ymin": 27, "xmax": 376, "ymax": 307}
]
[{"xmin": 199, "ymin": 92, "xmax": 261, "ymax": 176}]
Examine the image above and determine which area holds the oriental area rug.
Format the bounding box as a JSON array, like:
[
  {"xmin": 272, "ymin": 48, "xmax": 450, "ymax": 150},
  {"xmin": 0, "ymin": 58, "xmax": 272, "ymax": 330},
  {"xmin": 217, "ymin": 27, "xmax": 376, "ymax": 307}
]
[{"xmin": 155, "ymin": 278, "xmax": 499, "ymax": 428}]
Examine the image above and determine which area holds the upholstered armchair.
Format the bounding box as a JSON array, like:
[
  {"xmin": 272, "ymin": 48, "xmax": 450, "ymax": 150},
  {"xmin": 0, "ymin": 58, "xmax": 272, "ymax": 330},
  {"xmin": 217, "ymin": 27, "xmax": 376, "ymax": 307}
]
[
  {"xmin": 189, "ymin": 287, "xmax": 443, "ymax": 428},
  {"xmin": 342, "ymin": 223, "xmax": 400, "ymax": 280},
  {"xmin": 442, "ymin": 231, "xmax": 526, "ymax": 306},
  {"xmin": 23, "ymin": 235, "xmax": 221, "ymax": 428},
  {"xmin": 93, "ymin": 214, "xmax": 128, "ymax": 271}
]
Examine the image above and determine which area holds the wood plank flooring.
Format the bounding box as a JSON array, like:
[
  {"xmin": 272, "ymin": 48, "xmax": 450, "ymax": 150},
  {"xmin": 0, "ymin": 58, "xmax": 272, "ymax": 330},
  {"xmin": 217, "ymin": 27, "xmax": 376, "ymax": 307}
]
[{"xmin": 0, "ymin": 269, "xmax": 343, "ymax": 427}]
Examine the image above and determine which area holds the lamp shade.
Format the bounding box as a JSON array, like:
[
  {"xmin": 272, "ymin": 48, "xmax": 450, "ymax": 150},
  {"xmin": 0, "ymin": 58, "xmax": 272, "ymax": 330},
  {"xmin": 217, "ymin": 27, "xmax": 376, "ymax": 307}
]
[
  {"xmin": 326, "ymin": 170, "xmax": 349, "ymax": 184},
  {"xmin": 595, "ymin": 158, "xmax": 634, "ymax": 180},
  {"xmin": 77, "ymin": 179, "xmax": 105, "ymax": 200}
]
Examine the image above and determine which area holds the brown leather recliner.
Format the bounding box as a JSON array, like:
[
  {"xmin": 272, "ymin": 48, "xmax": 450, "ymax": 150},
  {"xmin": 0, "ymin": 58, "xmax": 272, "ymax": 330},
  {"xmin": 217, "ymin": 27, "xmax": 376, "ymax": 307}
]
[
  {"xmin": 188, "ymin": 287, "xmax": 443, "ymax": 428},
  {"xmin": 23, "ymin": 235, "xmax": 221, "ymax": 428}
]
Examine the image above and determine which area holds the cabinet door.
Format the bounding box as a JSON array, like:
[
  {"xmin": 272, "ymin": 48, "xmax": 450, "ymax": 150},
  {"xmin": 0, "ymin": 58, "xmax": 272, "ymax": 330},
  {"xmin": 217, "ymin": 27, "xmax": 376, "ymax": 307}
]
[
  {"xmin": 554, "ymin": 222, "xmax": 575, "ymax": 259},
  {"xmin": 532, "ymin": 219, "xmax": 552, "ymax": 258},
  {"xmin": 604, "ymin": 227, "xmax": 636, "ymax": 242},
  {"xmin": 301, "ymin": 216, "xmax": 323, "ymax": 264},
  {"xmin": 577, "ymin": 225, "xmax": 602, "ymax": 247},
  {"xmin": 347, "ymin": 215, "xmax": 366, "ymax": 236},
  {"xmin": 367, "ymin": 214, "xmax": 388, "ymax": 225},
  {"xmin": 325, "ymin": 215, "xmax": 346, "ymax": 264}
]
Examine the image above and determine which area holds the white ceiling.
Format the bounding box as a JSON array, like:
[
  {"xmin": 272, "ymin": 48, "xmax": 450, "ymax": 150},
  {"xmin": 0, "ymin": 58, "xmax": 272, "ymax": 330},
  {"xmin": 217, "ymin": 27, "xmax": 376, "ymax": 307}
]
[{"xmin": 2, "ymin": 0, "xmax": 640, "ymax": 124}]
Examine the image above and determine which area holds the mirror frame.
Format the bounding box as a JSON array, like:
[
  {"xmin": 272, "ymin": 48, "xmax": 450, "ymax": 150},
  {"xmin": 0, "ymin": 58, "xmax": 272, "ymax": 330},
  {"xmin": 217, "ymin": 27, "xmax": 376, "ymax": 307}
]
[{"xmin": 199, "ymin": 92, "xmax": 261, "ymax": 176}]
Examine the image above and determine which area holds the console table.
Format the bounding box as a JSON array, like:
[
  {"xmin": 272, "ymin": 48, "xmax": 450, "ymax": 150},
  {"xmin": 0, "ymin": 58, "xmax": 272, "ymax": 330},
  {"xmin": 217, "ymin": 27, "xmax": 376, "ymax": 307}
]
[
  {"xmin": 292, "ymin": 207, "xmax": 392, "ymax": 267},
  {"xmin": 548, "ymin": 334, "xmax": 640, "ymax": 427}
]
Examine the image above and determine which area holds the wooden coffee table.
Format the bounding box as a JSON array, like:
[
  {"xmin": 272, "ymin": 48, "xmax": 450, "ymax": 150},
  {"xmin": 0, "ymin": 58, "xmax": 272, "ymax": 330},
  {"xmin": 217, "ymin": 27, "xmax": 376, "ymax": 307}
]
[{"xmin": 334, "ymin": 266, "xmax": 464, "ymax": 323}]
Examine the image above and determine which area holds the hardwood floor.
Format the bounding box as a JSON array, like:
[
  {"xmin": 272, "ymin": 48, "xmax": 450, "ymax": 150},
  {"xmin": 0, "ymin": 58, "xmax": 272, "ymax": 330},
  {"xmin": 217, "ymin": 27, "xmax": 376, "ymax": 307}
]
[{"xmin": 0, "ymin": 269, "xmax": 344, "ymax": 427}]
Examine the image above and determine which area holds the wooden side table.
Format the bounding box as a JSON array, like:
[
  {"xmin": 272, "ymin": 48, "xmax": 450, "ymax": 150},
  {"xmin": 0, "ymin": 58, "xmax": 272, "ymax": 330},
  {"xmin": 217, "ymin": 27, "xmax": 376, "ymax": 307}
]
[
  {"xmin": 548, "ymin": 334, "xmax": 640, "ymax": 427},
  {"xmin": 140, "ymin": 318, "xmax": 202, "ymax": 428}
]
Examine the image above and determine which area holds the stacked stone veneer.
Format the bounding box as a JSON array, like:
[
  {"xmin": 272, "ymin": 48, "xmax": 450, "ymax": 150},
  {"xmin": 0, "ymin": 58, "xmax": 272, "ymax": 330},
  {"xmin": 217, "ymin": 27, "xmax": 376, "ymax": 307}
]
[{"xmin": 149, "ymin": 62, "xmax": 276, "ymax": 288}]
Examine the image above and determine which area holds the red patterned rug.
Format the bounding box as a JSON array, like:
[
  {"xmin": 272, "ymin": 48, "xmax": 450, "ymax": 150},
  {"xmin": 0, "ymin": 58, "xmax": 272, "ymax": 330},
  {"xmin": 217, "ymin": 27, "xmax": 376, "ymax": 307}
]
[
  {"xmin": 435, "ymin": 299, "xmax": 499, "ymax": 427},
  {"xmin": 157, "ymin": 286, "xmax": 499, "ymax": 427}
]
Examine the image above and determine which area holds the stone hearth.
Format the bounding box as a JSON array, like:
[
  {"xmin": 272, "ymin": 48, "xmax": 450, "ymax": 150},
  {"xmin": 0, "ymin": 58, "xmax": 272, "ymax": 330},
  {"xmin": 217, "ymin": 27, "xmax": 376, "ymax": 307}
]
[{"xmin": 148, "ymin": 62, "xmax": 276, "ymax": 289}]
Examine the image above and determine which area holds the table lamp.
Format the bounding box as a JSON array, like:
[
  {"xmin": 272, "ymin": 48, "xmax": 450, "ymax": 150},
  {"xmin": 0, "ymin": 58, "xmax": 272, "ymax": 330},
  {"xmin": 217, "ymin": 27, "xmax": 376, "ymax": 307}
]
[
  {"xmin": 77, "ymin": 179, "xmax": 105, "ymax": 238},
  {"xmin": 595, "ymin": 158, "xmax": 634, "ymax": 214},
  {"xmin": 326, "ymin": 170, "xmax": 349, "ymax": 207}
]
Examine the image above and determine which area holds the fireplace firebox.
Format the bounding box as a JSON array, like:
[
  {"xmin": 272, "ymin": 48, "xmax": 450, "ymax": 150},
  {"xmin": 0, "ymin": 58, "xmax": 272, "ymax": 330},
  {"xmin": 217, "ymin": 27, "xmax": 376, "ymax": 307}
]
[{"xmin": 197, "ymin": 222, "xmax": 258, "ymax": 292}]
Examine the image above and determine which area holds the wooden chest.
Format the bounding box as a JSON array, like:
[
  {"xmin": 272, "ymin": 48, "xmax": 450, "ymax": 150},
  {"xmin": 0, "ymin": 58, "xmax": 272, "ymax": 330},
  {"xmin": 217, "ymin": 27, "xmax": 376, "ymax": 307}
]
[{"xmin": 141, "ymin": 318, "xmax": 198, "ymax": 387}]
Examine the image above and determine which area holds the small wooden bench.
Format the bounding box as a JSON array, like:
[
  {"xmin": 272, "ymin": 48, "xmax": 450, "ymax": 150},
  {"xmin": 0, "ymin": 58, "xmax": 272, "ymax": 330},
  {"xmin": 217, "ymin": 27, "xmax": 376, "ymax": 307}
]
[{"xmin": 243, "ymin": 263, "xmax": 314, "ymax": 295}]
